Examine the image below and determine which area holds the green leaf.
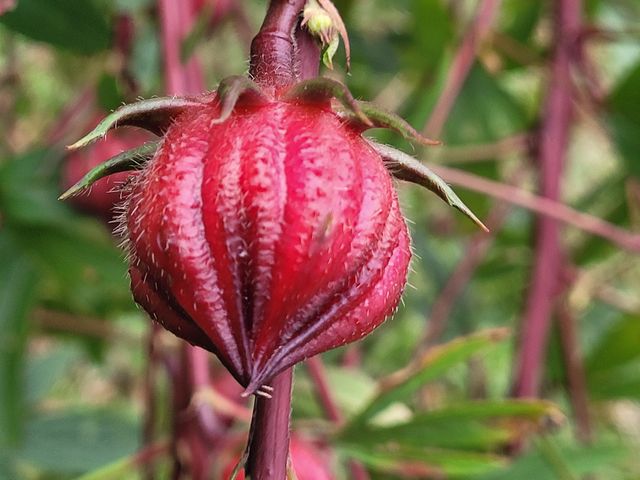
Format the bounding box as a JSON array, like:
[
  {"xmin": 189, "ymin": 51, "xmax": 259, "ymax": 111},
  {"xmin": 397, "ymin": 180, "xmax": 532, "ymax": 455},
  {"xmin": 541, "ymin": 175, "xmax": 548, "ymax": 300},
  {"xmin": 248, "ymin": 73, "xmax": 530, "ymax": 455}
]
[
  {"xmin": 0, "ymin": 232, "xmax": 37, "ymax": 446},
  {"xmin": 26, "ymin": 345, "xmax": 83, "ymax": 405},
  {"xmin": 14, "ymin": 224, "xmax": 131, "ymax": 316},
  {"xmin": 586, "ymin": 315, "xmax": 640, "ymax": 400},
  {"xmin": 17, "ymin": 410, "xmax": 139, "ymax": 474},
  {"xmin": 339, "ymin": 444, "xmax": 506, "ymax": 478},
  {"xmin": 349, "ymin": 328, "xmax": 510, "ymax": 425},
  {"xmin": 97, "ymin": 74, "xmax": 126, "ymax": 113},
  {"xmin": 586, "ymin": 314, "xmax": 640, "ymax": 373},
  {"xmin": 404, "ymin": 0, "xmax": 452, "ymax": 75},
  {"xmin": 341, "ymin": 400, "xmax": 562, "ymax": 451},
  {"xmin": 607, "ymin": 61, "xmax": 640, "ymax": 177},
  {"xmin": 479, "ymin": 436, "xmax": 630, "ymax": 480},
  {"xmin": 0, "ymin": 149, "xmax": 77, "ymax": 228},
  {"xmin": 0, "ymin": 0, "xmax": 112, "ymax": 54}
]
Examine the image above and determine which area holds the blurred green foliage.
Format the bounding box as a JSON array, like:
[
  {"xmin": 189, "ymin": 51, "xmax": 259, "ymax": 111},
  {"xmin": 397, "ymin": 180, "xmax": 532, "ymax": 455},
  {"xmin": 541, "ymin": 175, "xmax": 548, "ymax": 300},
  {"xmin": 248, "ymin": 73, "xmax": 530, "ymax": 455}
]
[{"xmin": 1, "ymin": 0, "xmax": 639, "ymax": 479}]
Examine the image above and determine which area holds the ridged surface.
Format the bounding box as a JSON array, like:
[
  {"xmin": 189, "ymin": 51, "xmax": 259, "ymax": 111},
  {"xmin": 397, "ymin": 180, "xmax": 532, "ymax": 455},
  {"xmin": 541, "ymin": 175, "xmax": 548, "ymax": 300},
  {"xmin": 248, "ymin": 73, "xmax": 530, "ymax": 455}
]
[{"xmin": 126, "ymin": 100, "xmax": 410, "ymax": 390}]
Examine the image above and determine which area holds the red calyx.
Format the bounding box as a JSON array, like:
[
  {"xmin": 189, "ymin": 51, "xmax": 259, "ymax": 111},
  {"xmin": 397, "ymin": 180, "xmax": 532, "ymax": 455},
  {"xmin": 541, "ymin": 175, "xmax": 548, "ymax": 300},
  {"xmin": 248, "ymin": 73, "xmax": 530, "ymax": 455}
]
[{"xmin": 124, "ymin": 94, "xmax": 411, "ymax": 394}]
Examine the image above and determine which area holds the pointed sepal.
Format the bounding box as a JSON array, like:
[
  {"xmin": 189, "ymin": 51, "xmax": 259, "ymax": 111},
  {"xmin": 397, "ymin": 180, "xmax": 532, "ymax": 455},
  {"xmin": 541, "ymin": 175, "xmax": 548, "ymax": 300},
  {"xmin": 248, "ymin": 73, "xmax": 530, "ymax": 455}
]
[
  {"xmin": 371, "ymin": 142, "xmax": 489, "ymax": 232},
  {"xmin": 212, "ymin": 75, "xmax": 271, "ymax": 125},
  {"xmin": 59, "ymin": 142, "xmax": 159, "ymax": 201},
  {"xmin": 347, "ymin": 101, "xmax": 441, "ymax": 147},
  {"xmin": 67, "ymin": 97, "xmax": 205, "ymax": 150},
  {"xmin": 283, "ymin": 77, "xmax": 371, "ymax": 126}
]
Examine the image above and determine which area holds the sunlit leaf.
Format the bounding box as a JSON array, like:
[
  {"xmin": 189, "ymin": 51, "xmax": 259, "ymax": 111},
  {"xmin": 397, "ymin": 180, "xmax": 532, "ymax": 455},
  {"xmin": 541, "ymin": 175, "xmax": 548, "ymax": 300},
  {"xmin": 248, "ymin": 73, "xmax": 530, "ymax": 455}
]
[{"xmin": 349, "ymin": 328, "xmax": 510, "ymax": 425}]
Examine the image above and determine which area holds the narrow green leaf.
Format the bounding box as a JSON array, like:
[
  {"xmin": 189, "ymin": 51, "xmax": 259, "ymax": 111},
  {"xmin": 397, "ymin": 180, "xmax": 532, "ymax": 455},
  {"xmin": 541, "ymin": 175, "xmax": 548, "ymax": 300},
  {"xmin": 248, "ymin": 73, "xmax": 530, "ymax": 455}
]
[
  {"xmin": 341, "ymin": 400, "xmax": 562, "ymax": 451},
  {"xmin": 349, "ymin": 328, "xmax": 509, "ymax": 425},
  {"xmin": 339, "ymin": 444, "xmax": 506, "ymax": 478}
]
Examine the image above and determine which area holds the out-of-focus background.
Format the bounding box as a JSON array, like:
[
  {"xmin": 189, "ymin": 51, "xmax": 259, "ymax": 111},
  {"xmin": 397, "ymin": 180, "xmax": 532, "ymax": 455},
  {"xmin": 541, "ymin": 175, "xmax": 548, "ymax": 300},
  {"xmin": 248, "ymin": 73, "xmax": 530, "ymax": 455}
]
[{"xmin": 1, "ymin": 0, "xmax": 639, "ymax": 479}]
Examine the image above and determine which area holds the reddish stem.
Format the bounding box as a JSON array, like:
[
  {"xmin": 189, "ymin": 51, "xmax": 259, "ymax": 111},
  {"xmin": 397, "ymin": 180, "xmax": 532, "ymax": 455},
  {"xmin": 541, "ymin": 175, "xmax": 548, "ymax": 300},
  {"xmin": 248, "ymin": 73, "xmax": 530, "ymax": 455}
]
[
  {"xmin": 249, "ymin": 0, "xmax": 307, "ymax": 88},
  {"xmin": 158, "ymin": 0, "xmax": 206, "ymax": 95},
  {"xmin": 420, "ymin": 200, "xmax": 514, "ymax": 350},
  {"xmin": 306, "ymin": 356, "xmax": 343, "ymax": 423},
  {"xmin": 557, "ymin": 300, "xmax": 592, "ymax": 443},
  {"xmin": 245, "ymin": 369, "xmax": 294, "ymax": 480},
  {"xmin": 306, "ymin": 356, "xmax": 370, "ymax": 480},
  {"xmin": 429, "ymin": 164, "xmax": 640, "ymax": 253},
  {"xmin": 295, "ymin": 24, "xmax": 321, "ymax": 80},
  {"xmin": 512, "ymin": 0, "xmax": 582, "ymax": 398},
  {"xmin": 423, "ymin": 0, "xmax": 501, "ymax": 137}
]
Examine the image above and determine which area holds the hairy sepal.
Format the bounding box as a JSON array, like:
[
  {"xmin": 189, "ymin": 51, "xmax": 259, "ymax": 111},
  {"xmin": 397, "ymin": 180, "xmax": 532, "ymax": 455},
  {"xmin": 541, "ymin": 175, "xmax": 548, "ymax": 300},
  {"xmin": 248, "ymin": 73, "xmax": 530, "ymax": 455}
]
[
  {"xmin": 282, "ymin": 77, "xmax": 371, "ymax": 126},
  {"xmin": 344, "ymin": 101, "xmax": 440, "ymax": 147},
  {"xmin": 67, "ymin": 97, "xmax": 206, "ymax": 150},
  {"xmin": 212, "ymin": 75, "xmax": 271, "ymax": 125},
  {"xmin": 372, "ymin": 142, "xmax": 488, "ymax": 232},
  {"xmin": 59, "ymin": 142, "xmax": 158, "ymax": 200}
]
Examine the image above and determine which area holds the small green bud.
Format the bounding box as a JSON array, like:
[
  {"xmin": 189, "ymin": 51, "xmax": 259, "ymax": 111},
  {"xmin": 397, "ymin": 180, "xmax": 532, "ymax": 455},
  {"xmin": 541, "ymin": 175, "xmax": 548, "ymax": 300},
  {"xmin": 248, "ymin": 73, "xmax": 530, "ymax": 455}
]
[{"xmin": 303, "ymin": 0, "xmax": 336, "ymax": 45}]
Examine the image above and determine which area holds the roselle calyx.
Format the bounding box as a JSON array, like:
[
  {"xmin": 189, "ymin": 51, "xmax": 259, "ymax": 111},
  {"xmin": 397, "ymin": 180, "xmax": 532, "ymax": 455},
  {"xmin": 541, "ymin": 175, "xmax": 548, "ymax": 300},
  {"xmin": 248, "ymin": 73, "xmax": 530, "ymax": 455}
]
[{"xmin": 63, "ymin": 73, "xmax": 485, "ymax": 396}]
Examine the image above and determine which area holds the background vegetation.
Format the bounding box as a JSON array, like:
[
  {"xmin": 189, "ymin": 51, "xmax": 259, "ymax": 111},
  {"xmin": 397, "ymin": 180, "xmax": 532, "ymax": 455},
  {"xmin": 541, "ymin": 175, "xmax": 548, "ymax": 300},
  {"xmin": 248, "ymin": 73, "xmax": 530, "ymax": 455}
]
[{"xmin": 1, "ymin": 0, "xmax": 639, "ymax": 478}]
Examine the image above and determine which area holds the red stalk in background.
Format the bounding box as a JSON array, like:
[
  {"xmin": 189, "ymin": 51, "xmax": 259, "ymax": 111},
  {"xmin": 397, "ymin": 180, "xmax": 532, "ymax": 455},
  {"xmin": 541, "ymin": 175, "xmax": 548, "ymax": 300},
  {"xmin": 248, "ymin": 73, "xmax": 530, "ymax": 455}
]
[
  {"xmin": 422, "ymin": 0, "xmax": 501, "ymax": 138},
  {"xmin": 418, "ymin": 0, "xmax": 504, "ymax": 351},
  {"xmin": 512, "ymin": 0, "xmax": 582, "ymax": 398}
]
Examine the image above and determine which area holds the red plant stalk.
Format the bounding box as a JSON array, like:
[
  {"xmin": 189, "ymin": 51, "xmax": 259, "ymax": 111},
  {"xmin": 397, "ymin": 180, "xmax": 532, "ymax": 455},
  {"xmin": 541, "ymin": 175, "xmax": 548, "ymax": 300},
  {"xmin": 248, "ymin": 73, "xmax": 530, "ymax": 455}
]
[
  {"xmin": 416, "ymin": 0, "xmax": 503, "ymax": 351},
  {"xmin": 423, "ymin": 0, "xmax": 502, "ymax": 138},
  {"xmin": 512, "ymin": 0, "xmax": 582, "ymax": 398},
  {"xmin": 557, "ymin": 299, "xmax": 592, "ymax": 442},
  {"xmin": 306, "ymin": 356, "xmax": 370, "ymax": 480},
  {"xmin": 245, "ymin": 370, "xmax": 294, "ymax": 479}
]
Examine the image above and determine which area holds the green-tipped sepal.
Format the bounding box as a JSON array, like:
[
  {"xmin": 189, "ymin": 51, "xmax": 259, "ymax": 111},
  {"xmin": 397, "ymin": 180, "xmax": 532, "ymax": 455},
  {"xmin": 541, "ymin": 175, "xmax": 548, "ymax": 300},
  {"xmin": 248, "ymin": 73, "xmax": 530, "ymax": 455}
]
[
  {"xmin": 283, "ymin": 77, "xmax": 371, "ymax": 126},
  {"xmin": 67, "ymin": 97, "xmax": 205, "ymax": 150},
  {"xmin": 212, "ymin": 76, "xmax": 271, "ymax": 125},
  {"xmin": 344, "ymin": 101, "xmax": 441, "ymax": 147},
  {"xmin": 59, "ymin": 142, "xmax": 159, "ymax": 200},
  {"xmin": 371, "ymin": 142, "xmax": 488, "ymax": 232}
]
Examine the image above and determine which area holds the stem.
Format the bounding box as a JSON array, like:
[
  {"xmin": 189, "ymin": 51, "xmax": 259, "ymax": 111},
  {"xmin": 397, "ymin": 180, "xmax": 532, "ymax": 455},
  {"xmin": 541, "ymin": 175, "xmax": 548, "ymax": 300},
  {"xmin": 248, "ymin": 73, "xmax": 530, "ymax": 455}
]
[
  {"xmin": 512, "ymin": 0, "xmax": 581, "ymax": 398},
  {"xmin": 158, "ymin": 0, "xmax": 205, "ymax": 95},
  {"xmin": 306, "ymin": 356, "xmax": 342, "ymax": 422},
  {"xmin": 423, "ymin": 0, "xmax": 501, "ymax": 137},
  {"xmin": 557, "ymin": 300, "xmax": 592, "ymax": 443},
  {"xmin": 429, "ymin": 164, "xmax": 640, "ymax": 253},
  {"xmin": 294, "ymin": 24, "xmax": 321, "ymax": 80},
  {"xmin": 249, "ymin": 0, "xmax": 307, "ymax": 88},
  {"xmin": 306, "ymin": 356, "xmax": 370, "ymax": 480},
  {"xmin": 245, "ymin": 369, "xmax": 294, "ymax": 480},
  {"xmin": 419, "ymin": 199, "xmax": 514, "ymax": 350}
]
